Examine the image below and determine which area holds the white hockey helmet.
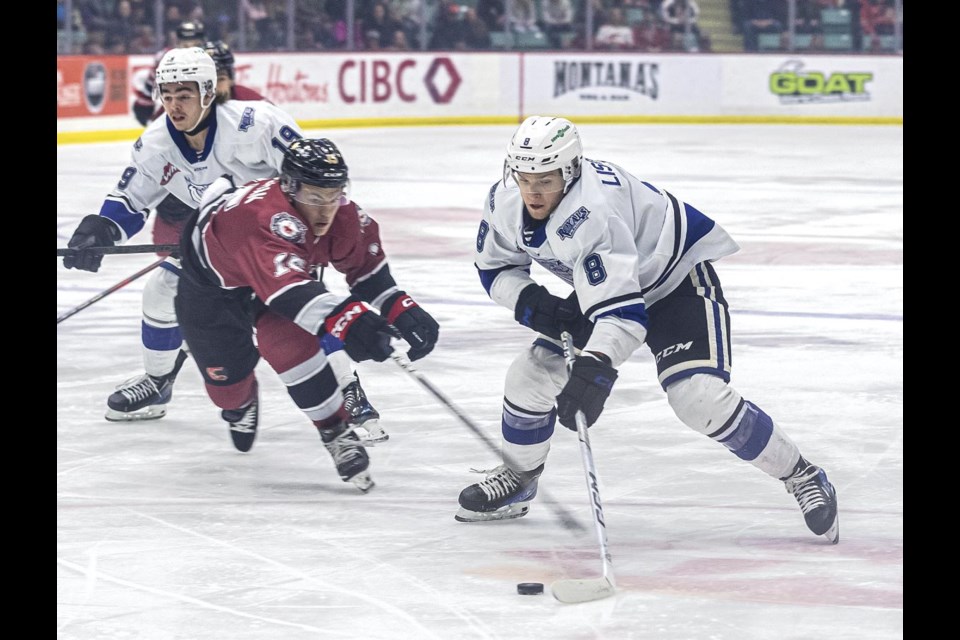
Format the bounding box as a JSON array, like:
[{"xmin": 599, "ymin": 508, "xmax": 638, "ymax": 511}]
[
  {"xmin": 504, "ymin": 116, "xmax": 582, "ymax": 192},
  {"xmin": 154, "ymin": 46, "xmax": 217, "ymax": 106}
]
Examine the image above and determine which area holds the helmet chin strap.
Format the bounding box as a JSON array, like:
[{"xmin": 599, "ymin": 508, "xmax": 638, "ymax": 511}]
[{"xmin": 185, "ymin": 94, "xmax": 215, "ymax": 136}]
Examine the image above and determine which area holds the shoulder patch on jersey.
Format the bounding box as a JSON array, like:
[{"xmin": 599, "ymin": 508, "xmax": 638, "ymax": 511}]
[
  {"xmin": 270, "ymin": 212, "xmax": 307, "ymax": 244},
  {"xmin": 557, "ymin": 206, "xmax": 590, "ymax": 240},
  {"xmin": 357, "ymin": 206, "xmax": 372, "ymax": 227},
  {"xmin": 368, "ymin": 242, "xmax": 380, "ymax": 256},
  {"xmin": 134, "ymin": 137, "xmax": 143, "ymax": 151},
  {"xmin": 160, "ymin": 162, "xmax": 180, "ymax": 186},
  {"xmin": 239, "ymin": 107, "xmax": 255, "ymax": 132},
  {"xmin": 487, "ymin": 181, "xmax": 499, "ymax": 212}
]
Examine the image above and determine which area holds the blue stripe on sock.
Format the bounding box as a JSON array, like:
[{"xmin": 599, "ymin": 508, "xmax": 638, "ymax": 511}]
[
  {"xmin": 502, "ymin": 407, "xmax": 556, "ymax": 445},
  {"xmin": 142, "ymin": 322, "xmax": 182, "ymax": 351},
  {"xmin": 719, "ymin": 401, "xmax": 773, "ymax": 461}
]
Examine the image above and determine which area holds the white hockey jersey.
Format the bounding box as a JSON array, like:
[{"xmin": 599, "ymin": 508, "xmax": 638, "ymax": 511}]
[
  {"xmin": 475, "ymin": 158, "xmax": 740, "ymax": 363},
  {"xmin": 97, "ymin": 100, "xmax": 302, "ymax": 241}
]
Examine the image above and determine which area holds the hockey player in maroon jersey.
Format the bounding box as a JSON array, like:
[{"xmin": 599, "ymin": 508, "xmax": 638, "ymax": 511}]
[{"xmin": 176, "ymin": 138, "xmax": 440, "ymax": 491}]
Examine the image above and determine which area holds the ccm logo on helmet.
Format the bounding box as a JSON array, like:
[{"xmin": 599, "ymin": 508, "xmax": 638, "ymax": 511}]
[{"xmin": 515, "ymin": 155, "xmax": 537, "ymax": 161}]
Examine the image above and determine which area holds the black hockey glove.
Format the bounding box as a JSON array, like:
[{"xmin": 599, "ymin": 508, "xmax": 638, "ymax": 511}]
[
  {"xmin": 63, "ymin": 214, "xmax": 122, "ymax": 272},
  {"xmin": 556, "ymin": 354, "xmax": 619, "ymax": 430},
  {"xmin": 515, "ymin": 284, "xmax": 593, "ymax": 347},
  {"xmin": 383, "ymin": 291, "xmax": 440, "ymax": 361},
  {"xmin": 324, "ymin": 299, "xmax": 399, "ymax": 363}
]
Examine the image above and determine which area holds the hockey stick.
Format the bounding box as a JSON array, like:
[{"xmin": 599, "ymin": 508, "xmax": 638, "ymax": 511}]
[
  {"xmin": 57, "ymin": 244, "xmax": 180, "ymax": 257},
  {"xmin": 390, "ymin": 351, "xmax": 587, "ymax": 534},
  {"xmin": 551, "ymin": 332, "xmax": 616, "ymax": 604},
  {"xmin": 57, "ymin": 257, "xmax": 166, "ymax": 325}
]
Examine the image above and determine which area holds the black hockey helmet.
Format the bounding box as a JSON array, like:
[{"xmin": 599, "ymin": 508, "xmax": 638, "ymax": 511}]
[
  {"xmin": 202, "ymin": 40, "xmax": 235, "ymax": 78},
  {"xmin": 176, "ymin": 21, "xmax": 206, "ymax": 44},
  {"xmin": 280, "ymin": 139, "xmax": 349, "ymax": 196}
]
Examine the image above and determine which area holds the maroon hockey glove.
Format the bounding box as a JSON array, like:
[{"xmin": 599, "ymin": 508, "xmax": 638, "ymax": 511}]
[
  {"xmin": 384, "ymin": 291, "xmax": 440, "ymax": 361},
  {"xmin": 63, "ymin": 214, "xmax": 122, "ymax": 272},
  {"xmin": 556, "ymin": 354, "xmax": 618, "ymax": 430},
  {"xmin": 325, "ymin": 299, "xmax": 399, "ymax": 363}
]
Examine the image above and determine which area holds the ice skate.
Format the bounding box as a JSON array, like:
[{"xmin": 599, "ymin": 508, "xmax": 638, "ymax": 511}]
[
  {"xmin": 221, "ymin": 396, "xmax": 259, "ymax": 453},
  {"xmin": 455, "ymin": 464, "xmax": 544, "ymax": 522},
  {"xmin": 343, "ymin": 376, "xmax": 388, "ymax": 445},
  {"xmin": 321, "ymin": 422, "xmax": 374, "ymax": 492},
  {"xmin": 105, "ymin": 373, "xmax": 173, "ymax": 422},
  {"xmin": 785, "ymin": 461, "xmax": 839, "ymax": 544}
]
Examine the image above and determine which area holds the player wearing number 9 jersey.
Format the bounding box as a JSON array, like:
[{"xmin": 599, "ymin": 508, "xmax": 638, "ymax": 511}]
[{"xmin": 61, "ymin": 48, "xmax": 339, "ymax": 426}]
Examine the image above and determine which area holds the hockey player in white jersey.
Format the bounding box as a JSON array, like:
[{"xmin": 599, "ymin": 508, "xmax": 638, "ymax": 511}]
[
  {"xmin": 62, "ymin": 47, "xmax": 384, "ymax": 445},
  {"xmin": 456, "ymin": 116, "xmax": 839, "ymax": 543}
]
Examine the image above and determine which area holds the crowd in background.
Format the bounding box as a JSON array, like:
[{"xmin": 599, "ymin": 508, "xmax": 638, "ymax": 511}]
[{"xmin": 57, "ymin": 0, "xmax": 902, "ymax": 55}]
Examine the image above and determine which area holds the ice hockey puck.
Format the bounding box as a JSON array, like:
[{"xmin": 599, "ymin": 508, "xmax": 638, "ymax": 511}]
[{"xmin": 517, "ymin": 582, "xmax": 544, "ymax": 595}]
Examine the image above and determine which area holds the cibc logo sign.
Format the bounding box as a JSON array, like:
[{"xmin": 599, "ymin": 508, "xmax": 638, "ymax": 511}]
[
  {"xmin": 338, "ymin": 57, "xmax": 461, "ymax": 104},
  {"xmin": 83, "ymin": 62, "xmax": 108, "ymax": 113}
]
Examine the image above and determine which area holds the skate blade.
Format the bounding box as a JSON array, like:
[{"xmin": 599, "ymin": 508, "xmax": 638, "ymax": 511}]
[
  {"xmin": 105, "ymin": 405, "xmax": 168, "ymax": 422},
  {"xmin": 822, "ymin": 515, "xmax": 840, "ymax": 544},
  {"xmin": 454, "ymin": 501, "xmax": 531, "ymax": 522},
  {"xmin": 348, "ymin": 471, "xmax": 375, "ymax": 493},
  {"xmin": 354, "ymin": 420, "xmax": 389, "ymax": 446}
]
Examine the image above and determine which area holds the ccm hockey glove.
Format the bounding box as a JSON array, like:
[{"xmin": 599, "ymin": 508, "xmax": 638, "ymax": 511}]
[
  {"xmin": 324, "ymin": 299, "xmax": 399, "ymax": 363},
  {"xmin": 556, "ymin": 354, "xmax": 619, "ymax": 430},
  {"xmin": 383, "ymin": 291, "xmax": 440, "ymax": 361},
  {"xmin": 515, "ymin": 284, "xmax": 593, "ymax": 347},
  {"xmin": 63, "ymin": 214, "xmax": 122, "ymax": 272}
]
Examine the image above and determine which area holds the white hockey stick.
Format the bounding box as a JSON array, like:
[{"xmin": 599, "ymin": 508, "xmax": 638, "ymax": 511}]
[
  {"xmin": 551, "ymin": 332, "xmax": 616, "ymax": 604},
  {"xmin": 390, "ymin": 350, "xmax": 587, "ymax": 534}
]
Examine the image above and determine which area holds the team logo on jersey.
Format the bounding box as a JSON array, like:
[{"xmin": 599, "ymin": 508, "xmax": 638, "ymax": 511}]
[
  {"xmin": 239, "ymin": 107, "xmax": 256, "ymax": 132},
  {"xmin": 357, "ymin": 208, "xmax": 372, "ymax": 227},
  {"xmin": 186, "ymin": 180, "xmax": 209, "ymax": 203},
  {"xmin": 487, "ymin": 182, "xmax": 498, "ymax": 212},
  {"xmin": 159, "ymin": 163, "xmax": 180, "ymax": 186},
  {"xmin": 270, "ymin": 212, "xmax": 307, "ymax": 244},
  {"xmin": 557, "ymin": 206, "xmax": 590, "ymax": 240}
]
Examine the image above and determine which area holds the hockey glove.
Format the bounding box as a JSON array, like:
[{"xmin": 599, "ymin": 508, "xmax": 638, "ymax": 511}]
[
  {"xmin": 383, "ymin": 291, "xmax": 440, "ymax": 361},
  {"xmin": 63, "ymin": 214, "xmax": 122, "ymax": 272},
  {"xmin": 556, "ymin": 354, "xmax": 619, "ymax": 430},
  {"xmin": 515, "ymin": 284, "xmax": 593, "ymax": 347},
  {"xmin": 324, "ymin": 299, "xmax": 399, "ymax": 363}
]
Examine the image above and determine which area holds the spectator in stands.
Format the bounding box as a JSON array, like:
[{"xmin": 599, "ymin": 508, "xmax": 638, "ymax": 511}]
[
  {"xmin": 791, "ymin": 0, "xmax": 824, "ymax": 49},
  {"xmin": 634, "ymin": 11, "xmax": 673, "ymax": 52},
  {"xmin": 105, "ymin": 0, "xmax": 137, "ymax": 53},
  {"xmin": 389, "ymin": 0, "xmax": 426, "ymax": 48},
  {"xmin": 128, "ymin": 24, "xmax": 159, "ymax": 54},
  {"xmin": 477, "ymin": 0, "xmax": 507, "ymax": 33},
  {"xmin": 429, "ymin": 1, "xmax": 468, "ymax": 50},
  {"xmin": 540, "ymin": 0, "xmax": 576, "ymax": 49},
  {"xmin": 363, "ymin": 2, "xmax": 404, "ymax": 49},
  {"xmin": 660, "ymin": 0, "xmax": 709, "ymax": 51},
  {"xmin": 860, "ymin": 0, "xmax": 897, "ymax": 50},
  {"xmin": 595, "ymin": 6, "xmax": 636, "ymax": 50},
  {"xmin": 388, "ymin": 28, "xmax": 414, "ymax": 50},
  {"xmin": 507, "ymin": 0, "xmax": 541, "ymax": 33},
  {"xmin": 463, "ymin": 6, "xmax": 492, "ymax": 49},
  {"xmin": 741, "ymin": 0, "xmax": 786, "ymax": 51}
]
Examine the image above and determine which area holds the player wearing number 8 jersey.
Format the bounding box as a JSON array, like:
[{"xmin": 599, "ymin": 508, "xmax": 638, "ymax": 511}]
[{"xmin": 458, "ymin": 116, "xmax": 839, "ymax": 544}]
